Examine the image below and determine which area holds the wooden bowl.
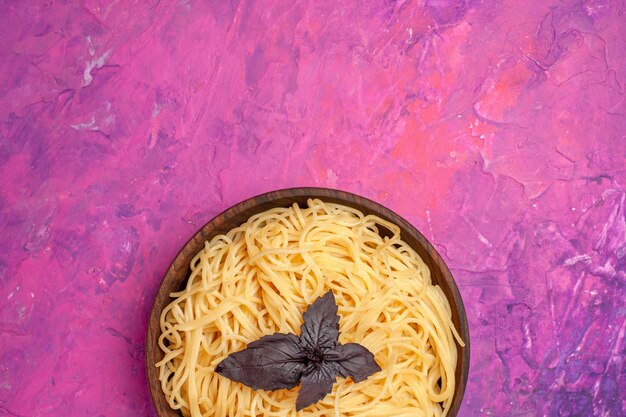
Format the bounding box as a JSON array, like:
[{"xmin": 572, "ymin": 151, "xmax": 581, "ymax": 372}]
[{"xmin": 146, "ymin": 187, "xmax": 470, "ymax": 417}]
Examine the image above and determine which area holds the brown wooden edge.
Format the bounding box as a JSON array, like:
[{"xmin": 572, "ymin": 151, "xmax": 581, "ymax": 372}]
[{"xmin": 146, "ymin": 187, "xmax": 470, "ymax": 417}]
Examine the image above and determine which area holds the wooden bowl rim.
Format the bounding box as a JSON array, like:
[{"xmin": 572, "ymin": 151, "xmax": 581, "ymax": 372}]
[{"xmin": 146, "ymin": 187, "xmax": 470, "ymax": 417}]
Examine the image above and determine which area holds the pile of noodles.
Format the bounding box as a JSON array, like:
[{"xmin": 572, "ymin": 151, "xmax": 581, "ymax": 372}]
[{"xmin": 157, "ymin": 199, "xmax": 464, "ymax": 417}]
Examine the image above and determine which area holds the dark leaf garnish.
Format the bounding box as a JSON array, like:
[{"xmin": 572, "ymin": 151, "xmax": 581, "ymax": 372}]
[
  {"xmin": 215, "ymin": 333, "xmax": 306, "ymax": 391},
  {"xmin": 325, "ymin": 343, "xmax": 382, "ymax": 382},
  {"xmin": 215, "ymin": 291, "xmax": 380, "ymax": 410},
  {"xmin": 296, "ymin": 363, "xmax": 337, "ymax": 411},
  {"xmin": 299, "ymin": 291, "xmax": 340, "ymax": 351}
]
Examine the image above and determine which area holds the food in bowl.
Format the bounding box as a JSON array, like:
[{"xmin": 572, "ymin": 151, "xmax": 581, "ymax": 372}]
[{"xmin": 156, "ymin": 199, "xmax": 464, "ymax": 417}]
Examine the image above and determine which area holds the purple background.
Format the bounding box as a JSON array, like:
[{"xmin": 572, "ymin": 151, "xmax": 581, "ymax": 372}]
[{"xmin": 1, "ymin": 1, "xmax": 625, "ymax": 416}]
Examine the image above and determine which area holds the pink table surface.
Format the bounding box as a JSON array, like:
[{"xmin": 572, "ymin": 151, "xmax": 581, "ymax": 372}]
[{"xmin": 1, "ymin": 1, "xmax": 625, "ymax": 416}]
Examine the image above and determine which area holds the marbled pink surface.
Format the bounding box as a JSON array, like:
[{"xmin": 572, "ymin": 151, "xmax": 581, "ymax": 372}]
[{"xmin": 0, "ymin": 1, "xmax": 625, "ymax": 416}]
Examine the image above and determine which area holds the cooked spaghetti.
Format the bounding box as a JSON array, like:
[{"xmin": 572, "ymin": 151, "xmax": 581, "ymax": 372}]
[{"xmin": 157, "ymin": 199, "xmax": 464, "ymax": 417}]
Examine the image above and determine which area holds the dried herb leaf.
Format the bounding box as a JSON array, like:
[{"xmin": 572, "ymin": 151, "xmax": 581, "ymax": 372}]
[
  {"xmin": 299, "ymin": 291, "xmax": 340, "ymax": 351},
  {"xmin": 215, "ymin": 333, "xmax": 306, "ymax": 391},
  {"xmin": 325, "ymin": 343, "xmax": 382, "ymax": 382},
  {"xmin": 295, "ymin": 364, "xmax": 336, "ymax": 411}
]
